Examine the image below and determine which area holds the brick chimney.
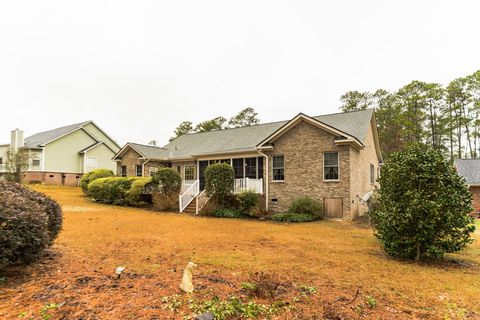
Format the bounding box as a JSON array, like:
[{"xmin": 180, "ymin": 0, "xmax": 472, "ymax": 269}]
[{"xmin": 10, "ymin": 129, "xmax": 24, "ymax": 151}]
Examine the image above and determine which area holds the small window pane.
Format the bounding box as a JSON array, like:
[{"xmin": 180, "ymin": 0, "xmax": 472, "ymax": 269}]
[
  {"xmin": 273, "ymin": 156, "xmax": 284, "ymax": 168},
  {"xmin": 324, "ymin": 153, "xmax": 338, "ymax": 166}
]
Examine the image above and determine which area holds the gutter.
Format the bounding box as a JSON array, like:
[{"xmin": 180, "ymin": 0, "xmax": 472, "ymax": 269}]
[
  {"xmin": 142, "ymin": 159, "xmax": 150, "ymax": 177},
  {"xmin": 256, "ymin": 149, "xmax": 269, "ymax": 212}
]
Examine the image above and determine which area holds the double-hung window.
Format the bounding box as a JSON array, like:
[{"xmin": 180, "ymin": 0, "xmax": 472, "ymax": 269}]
[
  {"xmin": 323, "ymin": 152, "xmax": 339, "ymax": 181},
  {"xmin": 136, "ymin": 165, "xmax": 143, "ymax": 177},
  {"xmin": 184, "ymin": 166, "xmax": 195, "ymax": 180},
  {"xmin": 86, "ymin": 156, "xmax": 97, "ymax": 168},
  {"xmin": 272, "ymin": 156, "xmax": 284, "ymax": 181},
  {"xmin": 121, "ymin": 165, "xmax": 127, "ymax": 177}
]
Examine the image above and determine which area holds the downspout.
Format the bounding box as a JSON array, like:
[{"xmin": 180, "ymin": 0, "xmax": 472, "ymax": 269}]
[
  {"xmin": 41, "ymin": 147, "xmax": 46, "ymax": 172},
  {"xmin": 257, "ymin": 150, "xmax": 269, "ymax": 212},
  {"xmin": 142, "ymin": 159, "xmax": 150, "ymax": 177}
]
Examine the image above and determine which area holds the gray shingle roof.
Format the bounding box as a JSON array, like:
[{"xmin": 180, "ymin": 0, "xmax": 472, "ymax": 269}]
[
  {"xmin": 24, "ymin": 121, "xmax": 91, "ymax": 147},
  {"xmin": 454, "ymin": 159, "xmax": 480, "ymax": 185},
  {"xmin": 163, "ymin": 109, "xmax": 374, "ymax": 159},
  {"xmin": 128, "ymin": 143, "xmax": 170, "ymax": 159}
]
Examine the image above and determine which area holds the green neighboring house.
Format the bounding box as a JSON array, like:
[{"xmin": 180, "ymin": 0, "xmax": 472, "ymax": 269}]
[{"xmin": 0, "ymin": 121, "xmax": 120, "ymax": 186}]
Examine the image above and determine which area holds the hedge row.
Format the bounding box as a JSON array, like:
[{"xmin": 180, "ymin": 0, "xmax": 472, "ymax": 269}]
[
  {"xmin": 79, "ymin": 169, "xmax": 114, "ymax": 193},
  {"xmin": 0, "ymin": 181, "xmax": 62, "ymax": 272},
  {"xmin": 87, "ymin": 177, "xmax": 153, "ymax": 206}
]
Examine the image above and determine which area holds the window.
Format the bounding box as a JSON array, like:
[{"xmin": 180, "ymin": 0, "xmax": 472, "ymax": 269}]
[
  {"xmin": 324, "ymin": 152, "xmax": 339, "ymax": 180},
  {"xmin": 257, "ymin": 157, "xmax": 264, "ymax": 179},
  {"xmin": 185, "ymin": 166, "xmax": 195, "ymax": 180},
  {"xmin": 136, "ymin": 165, "xmax": 143, "ymax": 177},
  {"xmin": 232, "ymin": 158, "xmax": 244, "ymax": 179},
  {"xmin": 370, "ymin": 164, "xmax": 375, "ymax": 184},
  {"xmin": 245, "ymin": 157, "xmax": 257, "ymax": 179},
  {"xmin": 149, "ymin": 167, "xmax": 158, "ymax": 177},
  {"xmin": 0, "ymin": 157, "xmax": 3, "ymax": 164},
  {"xmin": 121, "ymin": 165, "xmax": 127, "ymax": 177},
  {"xmin": 86, "ymin": 156, "xmax": 97, "ymax": 168},
  {"xmin": 272, "ymin": 156, "xmax": 284, "ymax": 181},
  {"xmin": 32, "ymin": 159, "xmax": 40, "ymax": 167}
]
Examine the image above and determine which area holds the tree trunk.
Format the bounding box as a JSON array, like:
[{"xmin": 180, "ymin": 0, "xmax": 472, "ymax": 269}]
[{"xmin": 415, "ymin": 242, "xmax": 422, "ymax": 261}]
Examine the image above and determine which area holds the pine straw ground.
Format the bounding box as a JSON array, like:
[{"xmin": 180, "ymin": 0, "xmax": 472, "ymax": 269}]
[{"xmin": 1, "ymin": 186, "xmax": 479, "ymax": 320}]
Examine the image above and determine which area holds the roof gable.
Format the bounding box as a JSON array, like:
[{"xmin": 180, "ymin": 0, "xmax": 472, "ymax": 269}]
[
  {"xmin": 24, "ymin": 121, "xmax": 91, "ymax": 147},
  {"xmin": 256, "ymin": 113, "xmax": 361, "ymax": 149},
  {"xmin": 113, "ymin": 143, "xmax": 170, "ymax": 160}
]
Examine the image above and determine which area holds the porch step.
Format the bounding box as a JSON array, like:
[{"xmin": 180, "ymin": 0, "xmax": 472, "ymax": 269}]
[{"xmin": 182, "ymin": 199, "xmax": 197, "ymax": 214}]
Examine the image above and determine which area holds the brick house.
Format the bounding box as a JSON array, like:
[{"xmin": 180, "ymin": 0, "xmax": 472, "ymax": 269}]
[
  {"xmin": 0, "ymin": 121, "xmax": 120, "ymax": 186},
  {"xmin": 113, "ymin": 109, "xmax": 383, "ymax": 219},
  {"xmin": 454, "ymin": 159, "xmax": 480, "ymax": 214}
]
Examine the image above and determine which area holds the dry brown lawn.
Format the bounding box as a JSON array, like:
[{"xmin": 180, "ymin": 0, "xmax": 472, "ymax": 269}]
[{"xmin": 1, "ymin": 185, "xmax": 479, "ymax": 319}]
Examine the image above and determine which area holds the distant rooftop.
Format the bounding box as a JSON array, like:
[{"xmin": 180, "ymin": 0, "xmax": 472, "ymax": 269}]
[{"xmin": 454, "ymin": 158, "xmax": 480, "ymax": 185}]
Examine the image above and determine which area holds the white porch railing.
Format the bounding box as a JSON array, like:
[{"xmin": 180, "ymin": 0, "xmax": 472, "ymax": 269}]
[
  {"xmin": 234, "ymin": 178, "xmax": 263, "ymax": 194},
  {"xmin": 181, "ymin": 180, "xmax": 197, "ymax": 192},
  {"xmin": 179, "ymin": 180, "xmax": 200, "ymax": 212}
]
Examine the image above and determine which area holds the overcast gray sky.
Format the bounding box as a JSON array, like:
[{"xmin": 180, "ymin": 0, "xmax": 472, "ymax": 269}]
[{"xmin": 1, "ymin": 0, "xmax": 479, "ymax": 146}]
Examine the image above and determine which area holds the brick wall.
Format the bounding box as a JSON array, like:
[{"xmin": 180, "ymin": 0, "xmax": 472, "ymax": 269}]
[
  {"xmin": 144, "ymin": 161, "xmax": 168, "ymax": 177},
  {"xmin": 349, "ymin": 121, "xmax": 380, "ymax": 217},
  {"xmin": 171, "ymin": 161, "xmax": 197, "ymax": 180},
  {"xmin": 264, "ymin": 120, "xmax": 352, "ymax": 217},
  {"xmin": 471, "ymin": 186, "xmax": 480, "ymax": 212},
  {"xmin": 116, "ymin": 147, "xmax": 169, "ymax": 177},
  {"xmin": 116, "ymin": 148, "xmax": 144, "ymax": 176},
  {"xmin": 23, "ymin": 171, "xmax": 82, "ymax": 186}
]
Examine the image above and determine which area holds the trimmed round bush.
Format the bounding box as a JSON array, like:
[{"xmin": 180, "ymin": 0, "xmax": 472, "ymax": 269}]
[
  {"xmin": 238, "ymin": 190, "xmax": 259, "ymax": 216},
  {"xmin": 151, "ymin": 168, "xmax": 182, "ymax": 195},
  {"xmin": 370, "ymin": 146, "xmax": 476, "ymax": 261},
  {"xmin": 205, "ymin": 163, "xmax": 234, "ymax": 206},
  {"xmin": 272, "ymin": 213, "xmax": 317, "ymax": 223},
  {"xmin": 80, "ymin": 169, "xmax": 114, "ymax": 194},
  {"xmin": 126, "ymin": 177, "xmax": 155, "ymax": 206},
  {"xmin": 0, "ymin": 181, "xmax": 62, "ymax": 272},
  {"xmin": 288, "ymin": 196, "xmax": 323, "ymax": 218}
]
